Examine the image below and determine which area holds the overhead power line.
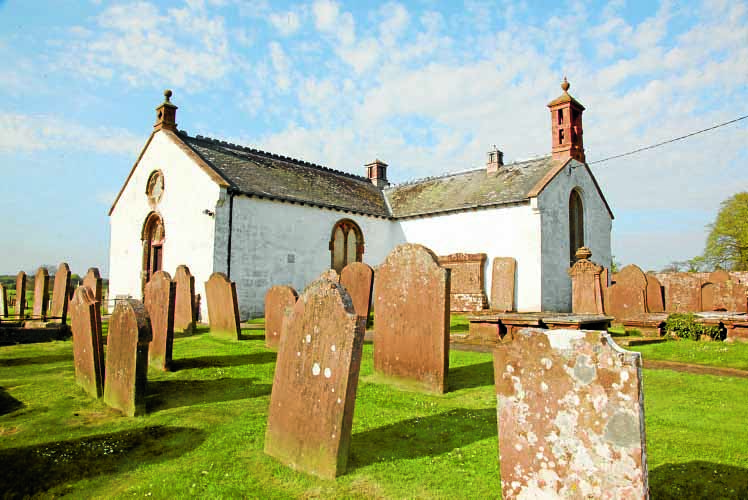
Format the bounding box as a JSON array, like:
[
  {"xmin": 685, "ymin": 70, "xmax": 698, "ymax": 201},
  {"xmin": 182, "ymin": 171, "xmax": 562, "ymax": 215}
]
[{"xmin": 588, "ymin": 114, "xmax": 748, "ymax": 165}]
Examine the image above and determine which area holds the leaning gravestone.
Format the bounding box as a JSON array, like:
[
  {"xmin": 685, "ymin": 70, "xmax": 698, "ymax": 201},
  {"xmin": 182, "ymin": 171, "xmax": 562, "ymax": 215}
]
[
  {"xmin": 173, "ymin": 265, "xmax": 196, "ymax": 333},
  {"xmin": 144, "ymin": 271, "xmax": 176, "ymax": 371},
  {"xmin": 373, "ymin": 243, "xmax": 450, "ymax": 394},
  {"xmin": 339, "ymin": 262, "xmax": 374, "ymax": 320},
  {"xmin": 494, "ymin": 328, "xmax": 648, "ymax": 499},
  {"xmin": 49, "ymin": 262, "xmax": 72, "ymax": 323},
  {"xmin": 609, "ymin": 264, "xmax": 648, "ymax": 320},
  {"xmin": 205, "ymin": 272, "xmax": 241, "ymax": 340},
  {"xmin": 32, "ymin": 267, "xmax": 50, "ymax": 320},
  {"xmin": 490, "ymin": 257, "xmax": 516, "ymax": 312},
  {"xmin": 15, "ymin": 271, "xmax": 26, "ymax": 317},
  {"xmin": 83, "ymin": 268, "xmax": 103, "ymax": 306},
  {"xmin": 264, "ymin": 285, "xmax": 298, "ymax": 349},
  {"xmin": 70, "ymin": 286, "xmax": 105, "ymax": 398},
  {"xmin": 104, "ymin": 299, "xmax": 152, "ymax": 417},
  {"xmin": 265, "ymin": 278, "xmax": 366, "ymax": 479},
  {"xmin": 0, "ymin": 283, "xmax": 7, "ymax": 318}
]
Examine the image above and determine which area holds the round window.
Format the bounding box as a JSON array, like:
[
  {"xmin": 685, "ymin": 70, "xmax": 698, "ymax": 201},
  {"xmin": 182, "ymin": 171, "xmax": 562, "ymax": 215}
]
[{"xmin": 146, "ymin": 171, "xmax": 164, "ymax": 204}]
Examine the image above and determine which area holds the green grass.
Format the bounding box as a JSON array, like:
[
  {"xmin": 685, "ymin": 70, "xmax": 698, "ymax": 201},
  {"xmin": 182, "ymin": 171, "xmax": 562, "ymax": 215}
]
[
  {"xmin": 629, "ymin": 339, "xmax": 748, "ymax": 371},
  {"xmin": 1, "ymin": 328, "xmax": 748, "ymax": 498}
]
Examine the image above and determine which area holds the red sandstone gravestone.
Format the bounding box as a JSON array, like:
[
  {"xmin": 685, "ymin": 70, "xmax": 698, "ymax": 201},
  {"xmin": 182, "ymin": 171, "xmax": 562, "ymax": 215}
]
[
  {"xmin": 340, "ymin": 261, "xmax": 374, "ymax": 320},
  {"xmin": 15, "ymin": 271, "xmax": 26, "ymax": 317},
  {"xmin": 70, "ymin": 286, "xmax": 105, "ymax": 398},
  {"xmin": 173, "ymin": 265, "xmax": 196, "ymax": 333},
  {"xmin": 645, "ymin": 273, "xmax": 665, "ymax": 313},
  {"xmin": 373, "ymin": 243, "xmax": 450, "ymax": 394},
  {"xmin": 438, "ymin": 253, "xmax": 487, "ymax": 312},
  {"xmin": 265, "ymin": 278, "xmax": 366, "ymax": 479},
  {"xmin": 494, "ymin": 328, "xmax": 648, "ymax": 499},
  {"xmin": 104, "ymin": 299, "xmax": 152, "ymax": 417},
  {"xmin": 318, "ymin": 268, "xmax": 340, "ymax": 283},
  {"xmin": 205, "ymin": 272, "xmax": 241, "ymax": 340},
  {"xmin": 567, "ymin": 247, "xmax": 604, "ymax": 314},
  {"xmin": 264, "ymin": 285, "xmax": 299, "ymax": 349},
  {"xmin": 144, "ymin": 271, "xmax": 176, "ymax": 371},
  {"xmin": 609, "ymin": 264, "xmax": 648, "ymax": 321},
  {"xmin": 0, "ymin": 284, "xmax": 7, "ymax": 318},
  {"xmin": 83, "ymin": 268, "xmax": 103, "ymax": 306},
  {"xmin": 32, "ymin": 267, "xmax": 50, "ymax": 320},
  {"xmin": 665, "ymin": 272, "xmax": 702, "ymax": 312},
  {"xmin": 490, "ymin": 257, "xmax": 516, "ymax": 312},
  {"xmin": 49, "ymin": 262, "xmax": 72, "ymax": 323}
]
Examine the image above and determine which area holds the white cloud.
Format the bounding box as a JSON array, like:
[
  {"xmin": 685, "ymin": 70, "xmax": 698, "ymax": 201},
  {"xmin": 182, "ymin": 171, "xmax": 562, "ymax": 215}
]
[
  {"xmin": 269, "ymin": 10, "xmax": 302, "ymax": 36},
  {"xmin": 269, "ymin": 42, "xmax": 292, "ymax": 91}
]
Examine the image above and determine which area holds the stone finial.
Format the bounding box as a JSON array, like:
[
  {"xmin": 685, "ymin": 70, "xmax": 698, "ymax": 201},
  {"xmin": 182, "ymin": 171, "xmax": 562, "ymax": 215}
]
[
  {"xmin": 575, "ymin": 246, "xmax": 592, "ymax": 261},
  {"xmin": 164, "ymin": 89, "xmax": 173, "ymax": 102},
  {"xmin": 154, "ymin": 89, "xmax": 178, "ymax": 131},
  {"xmin": 561, "ymin": 76, "xmax": 570, "ymax": 93}
]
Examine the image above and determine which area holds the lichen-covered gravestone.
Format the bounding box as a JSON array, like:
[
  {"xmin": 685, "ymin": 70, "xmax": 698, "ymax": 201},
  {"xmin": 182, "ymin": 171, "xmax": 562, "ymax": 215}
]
[
  {"xmin": 144, "ymin": 271, "xmax": 176, "ymax": 371},
  {"xmin": 494, "ymin": 328, "xmax": 648, "ymax": 499},
  {"xmin": 373, "ymin": 243, "xmax": 450, "ymax": 394},
  {"xmin": 264, "ymin": 285, "xmax": 298, "ymax": 349},
  {"xmin": 340, "ymin": 262, "xmax": 374, "ymax": 320},
  {"xmin": 82, "ymin": 267, "xmax": 103, "ymax": 305},
  {"xmin": 173, "ymin": 265, "xmax": 196, "ymax": 332},
  {"xmin": 491, "ymin": 257, "xmax": 516, "ymax": 312},
  {"xmin": 49, "ymin": 262, "xmax": 72, "ymax": 323},
  {"xmin": 265, "ymin": 278, "xmax": 366, "ymax": 479},
  {"xmin": 0, "ymin": 283, "xmax": 7, "ymax": 318},
  {"xmin": 104, "ymin": 299, "xmax": 152, "ymax": 417},
  {"xmin": 15, "ymin": 271, "xmax": 26, "ymax": 317},
  {"xmin": 70, "ymin": 286, "xmax": 105, "ymax": 398},
  {"xmin": 205, "ymin": 272, "xmax": 241, "ymax": 340},
  {"xmin": 318, "ymin": 268, "xmax": 340, "ymax": 283}
]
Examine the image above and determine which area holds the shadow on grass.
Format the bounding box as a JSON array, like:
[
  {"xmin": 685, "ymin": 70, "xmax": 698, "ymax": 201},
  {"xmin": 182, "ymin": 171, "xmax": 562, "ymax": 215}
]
[
  {"xmin": 449, "ymin": 361, "xmax": 494, "ymax": 391},
  {"xmin": 171, "ymin": 351, "xmax": 277, "ymax": 371},
  {"xmin": 173, "ymin": 326, "xmax": 210, "ymax": 339},
  {"xmin": 0, "ymin": 387, "xmax": 23, "ymax": 416},
  {"xmin": 0, "ymin": 425, "xmax": 205, "ymax": 498},
  {"xmin": 239, "ymin": 332, "xmax": 265, "ymax": 341},
  {"xmin": 147, "ymin": 377, "xmax": 272, "ymax": 412},
  {"xmin": 349, "ymin": 408, "xmax": 495, "ymax": 470},
  {"xmin": 650, "ymin": 461, "xmax": 748, "ymax": 499},
  {"xmin": 0, "ymin": 354, "xmax": 71, "ymax": 367}
]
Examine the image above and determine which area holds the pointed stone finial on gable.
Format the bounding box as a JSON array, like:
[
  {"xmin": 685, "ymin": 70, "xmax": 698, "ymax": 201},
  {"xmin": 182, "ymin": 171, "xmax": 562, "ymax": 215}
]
[
  {"xmin": 548, "ymin": 78, "xmax": 585, "ymax": 163},
  {"xmin": 154, "ymin": 89, "xmax": 178, "ymax": 132}
]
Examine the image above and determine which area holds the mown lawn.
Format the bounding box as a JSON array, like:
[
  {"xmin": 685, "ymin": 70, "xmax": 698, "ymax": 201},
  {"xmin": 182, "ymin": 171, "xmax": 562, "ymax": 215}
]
[
  {"xmin": 629, "ymin": 339, "xmax": 748, "ymax": 371},
  {"xmin": 1, "ymin": 328, "xmax": 747, "ymax": 498}
]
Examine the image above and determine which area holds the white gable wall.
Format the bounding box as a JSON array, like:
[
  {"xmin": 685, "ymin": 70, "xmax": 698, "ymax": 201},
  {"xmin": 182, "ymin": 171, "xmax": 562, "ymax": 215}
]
[
  {"xmin": 397, "ymin": 203, "xmax": 544, "ymax": 311},
  {"xmin": 108, "ymin": 131, "xmax": 221, "ymax": 319},
  {"xmin": 537, "ymin": 159, "xmax": 613, "ymax": 311}
]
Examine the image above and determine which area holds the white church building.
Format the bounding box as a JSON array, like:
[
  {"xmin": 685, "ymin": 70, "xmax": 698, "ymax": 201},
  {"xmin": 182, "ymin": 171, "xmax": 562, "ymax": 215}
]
[{"xmin": 108, "ymin": 80, "xmax": 613, "ymax": 320}]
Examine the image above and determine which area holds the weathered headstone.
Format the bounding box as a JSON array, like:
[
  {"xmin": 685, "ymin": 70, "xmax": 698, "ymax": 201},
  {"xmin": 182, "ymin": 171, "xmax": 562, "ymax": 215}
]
[
  {"xmin": 609, "ymin": 264, "xmax": 648, "ymax": 320},
  {"xmin": 173, "ymin": 265, "xmax": 196, "ymax": 333},
  {"xmin": 205, "ymin": 272, "xmax": 240, "ymax": 339},
  {"xmin": 664, "ymin": 272, "xmax": 702, "ymax": 312},
  {"xmin": 70, "ymin": 286, "xmax": 105, "ymax": 398},
  {"xmin": 83, "ymin": 268, "xmax": 103, "ymax": 305},
  {"xmin": 49, "ymin": 262, "xmax": 72, "ymax": 323},
  {"xmin": 373, "ymin": 243, "xmax": 450, "ymax": 394},
  {"xmin": 103, "ymin": 299, "xmax": 152, "ymax": 417},
  {"xmin": 438, "ymin": 253, "xmax": 487, "ymax": 312},
  {"xmin": 490, "ymin": 257, "xmax": 516, "ymax": 312},
  {"xmin": 144, "ymin": 271, "xmax": 176, "ymax": 371},
  {"xmin": 645, "ymin": 273, "xmax": 665, "ymax": 313},
  {"xmin": 32, "ymin": 267, "xmax": 50, "ymax": 320},
  {"xmin": 265, "ymin": 278, "xmax": 366, "ymax": 479},
  {"xmin": 702, "ymin": 271, "xmax": 748, "ymax": 312},
  {"xmin": 318, "ymin": 269, "xmax": 340, "ymax": 283},
  {"xmin": 339, "ymin": 261, "xmax": 374, "ymax": 320},
  {"xmin": 567, "ymin": 247, "xmax": 604, "ymax": 314},
  {"xmin": 494, "ymin": 328, "xmax": 648, "ymax": 498},
  {"xmin": 264, "ymin": 285, "xmax": 298, "ymax": 349},
  {"xmin": 14, "ymin": 271, "xmax": 26, "ymax": 317},
  {"xmin": 0, "ymin": 283, "xmax": 7, "ymax": 318}
]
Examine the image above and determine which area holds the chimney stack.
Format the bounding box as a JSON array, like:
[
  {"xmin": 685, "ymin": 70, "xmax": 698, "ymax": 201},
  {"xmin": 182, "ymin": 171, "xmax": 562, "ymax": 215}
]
[
  {"xmin": 547, "ymin": 77, "xmax": 585, "ymax": 163},
  {"xmin": 486, "ymin": 146, "xmax": 504, "ymax": 173},
  {"xmin": 154, "ymin": 89, "xmax": 178, "ymax": 132},
  {"xmin": 365, "ymin": 159, "xmax": 389, "ymax": 189}
]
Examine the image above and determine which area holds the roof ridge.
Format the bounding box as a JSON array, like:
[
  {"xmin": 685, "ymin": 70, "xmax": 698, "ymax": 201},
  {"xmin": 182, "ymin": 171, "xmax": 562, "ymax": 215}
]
[{"xmin": 183, "ymin": 131, "xmax": 371, "ymax": 183}]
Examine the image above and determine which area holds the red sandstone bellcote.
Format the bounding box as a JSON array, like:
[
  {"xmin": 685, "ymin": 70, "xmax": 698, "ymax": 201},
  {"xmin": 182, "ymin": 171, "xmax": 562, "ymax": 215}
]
[{"xmin": 548, "ymin": 77, "xmax": 585, "ymax": 163}]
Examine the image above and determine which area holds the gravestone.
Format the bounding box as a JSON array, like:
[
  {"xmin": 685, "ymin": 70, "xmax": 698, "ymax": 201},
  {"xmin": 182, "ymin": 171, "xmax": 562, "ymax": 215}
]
[
  {"xmin": 83, "ymin": 268, "xmax": 103, "ymax": 305},
  {"xmin": 494, "ymin": 328, "xmax": 648, "ymax": 499},
  {"xmin": 15, "ymin": 271, "xmax": 26, "ymax": 316},
  {"xmin": 32, "ymin": 267, "xmax": 50, "ymax": 320},
  {"xmin": 339, "ymin": 262, "xmax": 374, "ymax": 320},
  {"xmin": 703, "ymin": 271, "xmax": 748, "ymax": 312},
  {"xmin": 144, "ymin": 271, "xmax": 176, "ymax": 371},
  {"xmin": 205, "ymin": 272, "xmax": 241, "ymax": 339},
  {"xmin": 318, "ymin": 269, "xmax": 340, "ymax": 283},
  {"xmin": 373, "ymin": 243, "xmax": 450, "ymax": 394},
  {"xmin": 665, "ymin": 272, "xmax": 702, "ymax": 312},
  {"xmin": 609, "ymin": 264, "xmax": 648, "ymax": 320},
  {"xmin": 70, "ymin": 286, "xmax": 105, "ymax": 398},
  {"xmin": 0, "ymin": 284, "xmax": 7, "ymax": 318},
  {"xmin": 490, "ymin": 257, "xmax": 516, "ymax": 312},
  {"xmin": 103, "ymin": 299, "xmax": 152, "ymax": 417},
  {"xmin": 264, "ymin": 285, "xmax": 298, "ymax": 349},
  {"xmin": 265, "ymin": 278, "xmax": 366, "ymax": 479},
  {"xmin": 567, "ymin": 247, "xmax": 604, "ymax": 314},
  {"xmin": 49, "ymin": 262, "xmax": 72, "ymax": 323},
  {"xmin": 438, "ymin": 253, "xmax": 487, "ymax": 312},
  {"xmin": 645, "ymin": 273, "xmax": 665, "ymax": 313},
  {"xmin": 173, "ymin": 265, "xmax": 196, "ymax": 332}
]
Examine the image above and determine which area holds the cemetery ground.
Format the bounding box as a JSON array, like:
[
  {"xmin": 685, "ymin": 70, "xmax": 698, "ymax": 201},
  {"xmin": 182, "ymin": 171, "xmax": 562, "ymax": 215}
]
[{"xmin": 1, "ymin": 320, "xmax": 748, "ymax": 498}]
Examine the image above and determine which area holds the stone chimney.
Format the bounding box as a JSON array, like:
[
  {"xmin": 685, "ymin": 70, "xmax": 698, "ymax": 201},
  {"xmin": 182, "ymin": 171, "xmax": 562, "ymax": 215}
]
[
  {"xmin": 486, "ymin": 146, "xmax": 504, "ymax": 173},
  {"xmin": 547, "ymin": 77, "xmax": 585, "ymax": 163},
  {"xmin": 154, "ymin": 89, "xmax": 178, "ymax": 132},
  {"xmin": 365, "ymin": 159, "xmax": 389, "ymax": 188}
]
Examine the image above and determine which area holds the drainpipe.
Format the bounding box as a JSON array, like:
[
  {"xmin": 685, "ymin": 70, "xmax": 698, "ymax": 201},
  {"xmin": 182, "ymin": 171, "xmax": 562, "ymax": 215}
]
[{"xmin": 227, "ymin": 188, "xmax": 235, "ymax": 279}]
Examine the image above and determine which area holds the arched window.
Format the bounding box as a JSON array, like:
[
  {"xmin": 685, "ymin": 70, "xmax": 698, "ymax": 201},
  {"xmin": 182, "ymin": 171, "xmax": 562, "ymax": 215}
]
[
  {"xmin": 329, "ymin": 219, "xmax": 364, "ymax": 273},
  {"xmin": 141, "ymin": 212, "xmax": 165, "ymax": 293},
  {"xmin": 569, "ymin": 189, "xmax": 584, "ymax": 265}
]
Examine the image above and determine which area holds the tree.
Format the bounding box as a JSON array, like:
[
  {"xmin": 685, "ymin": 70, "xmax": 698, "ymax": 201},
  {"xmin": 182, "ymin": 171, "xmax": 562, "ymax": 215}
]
[{"xmin": 701, "ymin": 192, "xmax": 748, "ymax": 271}]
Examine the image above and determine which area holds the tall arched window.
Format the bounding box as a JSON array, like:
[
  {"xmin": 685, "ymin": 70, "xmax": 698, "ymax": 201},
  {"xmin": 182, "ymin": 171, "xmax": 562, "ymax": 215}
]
[
  {"xmin": 141, "ymin": 212, "xmax": 165, "ymax": 293},
  {"xmin": 569, "ymin": 189, "xmax": 584, "ymax": 265},
  {"xmin": 329, "ymin": 219, "xmax": 364, "ymax": 273}
]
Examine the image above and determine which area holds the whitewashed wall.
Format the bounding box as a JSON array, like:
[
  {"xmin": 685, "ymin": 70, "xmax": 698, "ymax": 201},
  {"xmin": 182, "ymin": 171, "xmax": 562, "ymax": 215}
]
[
  {"xmin": 226, "ymin": 196, "xmax": 398, "ymax": 319},
  {"xmin": 537, "ymin": 159, "xmax": 613, "ymax": 311},
  {"xmin": 108, "ymin": 132, "xmax": 220, "ymax": 321},
  {"xmin": 397, "ymin": 204, "xmax": 544, "ymax": 311}
]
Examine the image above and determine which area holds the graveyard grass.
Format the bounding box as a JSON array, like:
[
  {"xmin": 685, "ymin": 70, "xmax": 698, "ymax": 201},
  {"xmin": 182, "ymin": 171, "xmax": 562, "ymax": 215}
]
[
  {"xmin": 1, "ymin": 327, "xmax": 748, "ymax": 498},
  {"xmin": 629, "ymin": 339, "xmax": 748, "ymax": 371}
]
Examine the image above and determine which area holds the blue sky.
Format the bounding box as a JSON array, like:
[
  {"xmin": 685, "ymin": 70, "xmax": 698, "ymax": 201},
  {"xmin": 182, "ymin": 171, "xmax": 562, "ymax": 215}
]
[{"xmin": 1, "ymin": 0, "xmax": 746, "ymax": 276}]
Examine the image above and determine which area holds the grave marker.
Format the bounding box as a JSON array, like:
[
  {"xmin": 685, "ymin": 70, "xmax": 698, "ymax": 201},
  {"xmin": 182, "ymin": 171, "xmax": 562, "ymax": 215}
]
[
  {"xmin": 0, "ymin": 284, "xmax": 7, "ymax": 318},
  {"xmin": 15, "ymin": 271, "xmax": 26, "ymax": 317},
  {"xmin": 144, "ymin": 271, "xmax": 176, "ymax": 371},
  {"xmin": 339, "ymin": 262, "xmax": 374, "ymax": 320},
  {"xmin": 32, "ymin": 267, "xmax": 50, "ymax": 320},
  {"xmin": 318, "ymin": 269, "xmax": 340, "ymax": 283},
  {"xmin": 264, "ymin": 285, "xmax": 298, "ymax": 349},
  {"xmin": 205, "ymin": 272, "xmax": 240, "ymax": 339},
  {"xmin": 174, "ymin": 265, "xmax": 196, "ymax": 332},
  {"xmin": 609, "ymin": 264, "xmax": 648, "ymax": 320},
  {"xmin": 438, "ymin": 253, "xmax": 487, "ymax": 312},
  {"xmin": 490, "ymin": 257, "xmax": 516, "ymax": 312},
  {"xmin": 645, "ymin": 273, "xmax": 665, "ymax": 313},
  {"xmin": 49, "ymin": 262, "xmax": 72, "ymax": 323},
  {"xmin": 83, "ymin": 268, "xmax": 103, "ymax": 305},
  {"xmin": 567, "ymin": 247, "xmax": 604, "ymax": 314},
  {"xmin": 664, "ymin": 272, "xmax": 702, "ymax": 312},
  {"xmin": 70, "ymin": 286, "xmax": 105, "ymax": 398}
]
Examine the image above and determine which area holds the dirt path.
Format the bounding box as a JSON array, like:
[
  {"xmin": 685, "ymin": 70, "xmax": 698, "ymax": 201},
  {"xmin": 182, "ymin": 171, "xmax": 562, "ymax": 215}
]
[{"xmin": 642, "ymin": 360, "xmax": 748, "ymax": 379}]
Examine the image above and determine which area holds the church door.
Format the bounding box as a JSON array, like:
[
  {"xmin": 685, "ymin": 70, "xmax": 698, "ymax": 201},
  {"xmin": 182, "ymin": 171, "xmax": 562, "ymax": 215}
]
[{"xmin": 142, "ymin": 212, "xmax": 165, "ymax": 294}]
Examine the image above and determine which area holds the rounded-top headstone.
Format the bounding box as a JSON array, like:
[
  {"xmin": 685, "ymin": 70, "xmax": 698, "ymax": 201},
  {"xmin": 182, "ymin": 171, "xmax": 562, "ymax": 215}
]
[
  {"xmin": 173, "ymin": 265, "xmax": 196, "ymax": 332},
  {"xmin": 71, "ymin": 286, "xmax": 105, "ymax": 398},
  {"xmin": 264, "ymin": 285, "xmax": 298, "ymax": 349},
  {"xmin": 339, "ymin": 262, "xmax": 374, "ymax": 320},
  {"xmin": 50, "ymin": 262, "xmax": 72, "ymax": 322},
  {"xmin": 144, "ymin": 270, "xmax": 176, "ymax": 371}
]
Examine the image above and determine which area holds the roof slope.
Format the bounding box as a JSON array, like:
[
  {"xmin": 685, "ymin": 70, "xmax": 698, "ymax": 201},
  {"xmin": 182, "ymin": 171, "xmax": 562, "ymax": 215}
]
[
  {"xmin": 385, "ymin": 156, "xmax": 558, "ymax": 218},
  {"xmin": 181, "ymin": 134, "xmax": 390, "ymax": 218}
]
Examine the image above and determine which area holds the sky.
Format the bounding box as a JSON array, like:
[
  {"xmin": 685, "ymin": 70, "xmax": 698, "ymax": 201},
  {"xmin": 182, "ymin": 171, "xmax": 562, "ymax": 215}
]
[{"xmin": 1, "ymin": 0, "xmax": 746, "ymax": 277}]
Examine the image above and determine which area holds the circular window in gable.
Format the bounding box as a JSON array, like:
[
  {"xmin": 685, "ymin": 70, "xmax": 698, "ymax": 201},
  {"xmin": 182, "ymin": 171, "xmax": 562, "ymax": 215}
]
[{"xmin": 146, "ymin": 170, "xmax": 164, "ymax": 205}]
